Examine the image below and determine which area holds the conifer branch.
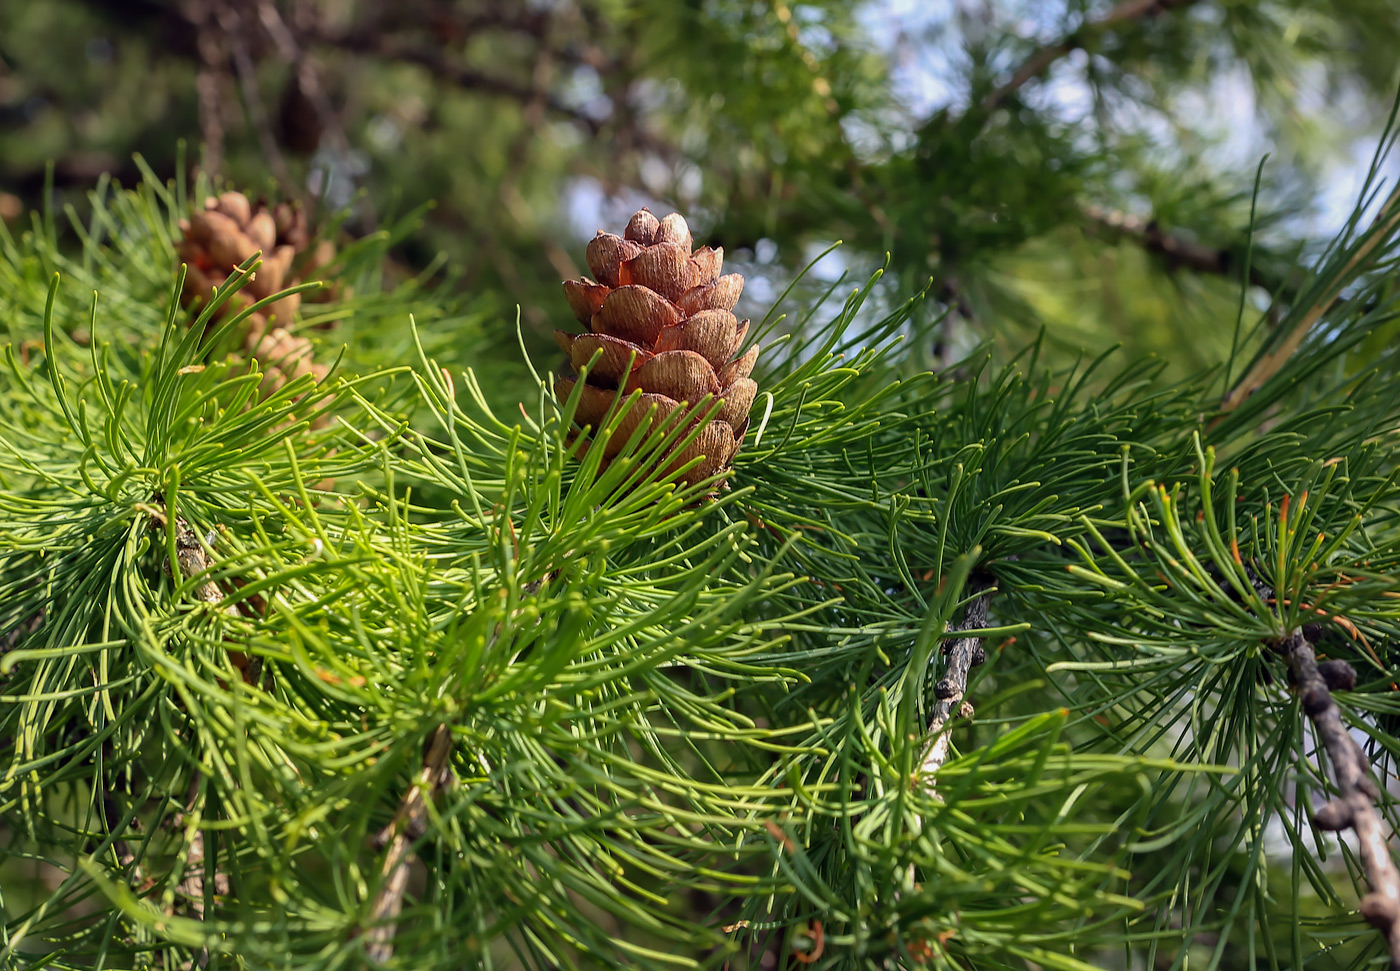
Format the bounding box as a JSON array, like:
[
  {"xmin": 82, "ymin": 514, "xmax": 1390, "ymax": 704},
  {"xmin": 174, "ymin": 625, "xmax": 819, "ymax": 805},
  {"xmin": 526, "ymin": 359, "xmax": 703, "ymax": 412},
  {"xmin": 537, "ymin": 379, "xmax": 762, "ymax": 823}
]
[
  {"xmin": 171, "ymin": 517, "xmax": 224, "ymax": 607},
  {"xmin": 255, "ymin": 1, "xmax": 336, "ymax": 146},
  {"xmin": 1278, "ymin": 630, "xmax": 1400, "ymax": 968},
  {"xmin": 364, "ymin": 723, "xmax": 455, "ymax": 964},
  {"xmin": 165, "ymin": 521, "xmax": 230, "ymax": 971},
  {"xmin": 919, "ymin": 586, "xmax": 992, "ymax": 784},
  {"xmin": 981, "ymin": 0, "xmax": 1201, "ymax": 113},
  {"xmin": 255, "ymin": 0, "xmax": 378, "ymax": 228}
]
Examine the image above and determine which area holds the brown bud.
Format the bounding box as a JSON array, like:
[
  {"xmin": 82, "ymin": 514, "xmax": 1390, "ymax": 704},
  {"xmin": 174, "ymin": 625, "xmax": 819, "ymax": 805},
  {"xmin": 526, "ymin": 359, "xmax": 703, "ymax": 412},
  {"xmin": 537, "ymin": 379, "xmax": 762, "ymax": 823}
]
[
  {"xmin": 245, "ymin": 211, "xmax": 278, "ymax": 253},
  {"xmin": 556, "ymin": 378, "xmax": 622, "ymax": 429},
  {"xmin": 214, "ymin": 191, "xmax": 252, "ymax": 226},
  {"xmin": 306, "ymin": 239, "xmax": 336, "ymax": 276},
  {"xmin": 257, "ymin": 245, "xmax": 297, "ymax": 295},
  {"xmin": 192, "ymin": 209, "xmax": 238, "ymax": 246},
  {"xmin": 208, "ymin": 226, "xmax": 259, "ymax": 270},
  {"xmin": 655, "ymin": 212, "xmax": 693, "ymax": 251},
  {"xmin": 263, "ymin": 291, "xmax": 302, "ymax": 326},
  {"xmin": 278, "ymin": 64, "xmax": 323, "ymax": 155},
  {"xmin": 1318, "ymin": 660, "xmax": 1357, "ymax": 692},
  {"xmin": 718, "ymin": 345, "xmax": 760, "ymax": 386},
  {"xmin": 622, "ymin": 350, "xmax": 720, "ymax": 404},
  {"xmin": 1311, "ymin": 800, "xmax": 1351, "ymax": 831},
  {"xmin": 563, "ymin": 279, "xmax": 610, "ymax": 324},
  {"xmin": 184, "ymin": 212, "xmax": 213, "ymax": 245},
  {"xmin": 716, "ymin": 377, "xmax": 757, "ymax": 431},
  {"xmin": 600, "ymin": 391, "xmax": 685, "ymax": 458},
  {"xmin": 248, "ymin": 326, "xmax": 325, "ymax": 396},
  {"xmin": 660, "ymin": 420, "xmax": 735, "ymax": 485},
  {"xmin": 1301, "ymin": 685, "xmax": 1333, "ymax": 717},
  {"xmin": 276, "ymin": 203, "xmax": 310, "ymax": 250},
  {"xmin": 565, "ymin": 332, "xmax": 653, "ymax": 384},
  {"xmin": 553, "ymin": 208, "xmax": 759, "ymax": 493},
  {"xmin": 691, "ymin": 246, "xmax": 723, "ymax": 285}
]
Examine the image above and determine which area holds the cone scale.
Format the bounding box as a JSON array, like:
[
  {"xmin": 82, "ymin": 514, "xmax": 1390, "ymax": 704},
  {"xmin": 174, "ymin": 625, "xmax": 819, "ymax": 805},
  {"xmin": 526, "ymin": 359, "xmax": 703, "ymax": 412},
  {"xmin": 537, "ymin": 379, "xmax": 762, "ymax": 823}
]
[{"xmin": 555, "ymin": 209, "xmax": 758, "ymax": 488}]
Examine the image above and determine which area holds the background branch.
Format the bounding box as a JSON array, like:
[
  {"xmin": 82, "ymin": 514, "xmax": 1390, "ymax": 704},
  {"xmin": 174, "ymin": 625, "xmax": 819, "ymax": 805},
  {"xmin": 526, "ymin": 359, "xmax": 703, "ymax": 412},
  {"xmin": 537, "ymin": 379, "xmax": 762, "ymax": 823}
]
[
  {"xmin": 981, "ymin": 0, "xmax": 1202, "ymax": 112},
  {"xmin": 301, "ymin": 27, "xmax": 605, "ymax": 136},
  {"xmin": 216, "ymin": 1, "xmax": 296, "ymax": 198},
  {"xmin": 1080, "ymin": 203, "xmax": 1284, "ymax": 293}
]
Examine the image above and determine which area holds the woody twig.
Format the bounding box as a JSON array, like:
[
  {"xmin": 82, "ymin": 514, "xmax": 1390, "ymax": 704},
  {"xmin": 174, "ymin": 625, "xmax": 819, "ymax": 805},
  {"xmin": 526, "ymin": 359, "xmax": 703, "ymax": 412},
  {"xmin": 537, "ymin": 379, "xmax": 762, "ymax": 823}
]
[{"xmin": 1279, "ymin": 630, "xmax": 1400, "ymax": 967}]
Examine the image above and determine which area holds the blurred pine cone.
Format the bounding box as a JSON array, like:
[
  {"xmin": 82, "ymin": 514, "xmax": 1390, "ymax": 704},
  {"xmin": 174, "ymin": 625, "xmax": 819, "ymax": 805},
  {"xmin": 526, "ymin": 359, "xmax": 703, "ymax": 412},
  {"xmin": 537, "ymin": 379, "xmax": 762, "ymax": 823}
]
[
  {"xmin": 554, "ymin": 209, "xmax": 758, "ymax": 488},
  {"xmin": 245, "ymin": 325, "xmax": 326, "ymax": 398},
  {"xmin": 177, "ymin": 191, "xmax": 336, "ymax": 398},
  {"xmin": 177, "ymin": 191, "xmax": 332, "ymax": 341}
]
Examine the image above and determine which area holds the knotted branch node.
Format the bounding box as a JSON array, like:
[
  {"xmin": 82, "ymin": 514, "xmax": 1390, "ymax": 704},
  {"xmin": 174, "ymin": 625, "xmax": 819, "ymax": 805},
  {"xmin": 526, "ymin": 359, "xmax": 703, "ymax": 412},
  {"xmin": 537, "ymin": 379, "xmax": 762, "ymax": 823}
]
[
  {"xmin": 1279, "ymin": 630, "xmax": 1400, "ymax": 967},
  {"xmin": 919, "ymin": 586, "xmax": 992, "ymax": 784}
]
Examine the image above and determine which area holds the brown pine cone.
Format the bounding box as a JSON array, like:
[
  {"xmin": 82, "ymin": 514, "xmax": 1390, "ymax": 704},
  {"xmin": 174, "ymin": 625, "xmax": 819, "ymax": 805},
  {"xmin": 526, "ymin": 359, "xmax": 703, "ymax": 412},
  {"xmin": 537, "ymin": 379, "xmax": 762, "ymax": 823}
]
[
  {"xmin": 177, "ymin": 191, "xmax": 322, "ymax": 341},
  {"xmin": 554, "ymin": 209, "xmax": 758, "ymax": 489},
  {"xmin": 178, "ymin": 190, "xmax": 345, "ymax": 409}
]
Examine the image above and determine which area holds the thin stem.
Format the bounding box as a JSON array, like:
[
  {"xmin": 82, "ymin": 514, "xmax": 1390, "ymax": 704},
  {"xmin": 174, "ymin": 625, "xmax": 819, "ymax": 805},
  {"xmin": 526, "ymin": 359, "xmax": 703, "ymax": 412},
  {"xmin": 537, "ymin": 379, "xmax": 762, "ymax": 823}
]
[
  {"xmin": 302, "ymin": 27, "xmax": 604, "ymax": 137},
  {"xmin": 254, "ymin": 0, "xmax": 378, "ymax": 229},
  {"xmin": 187, "ymin": 0, "xmax": 228, "ymax": 178}
]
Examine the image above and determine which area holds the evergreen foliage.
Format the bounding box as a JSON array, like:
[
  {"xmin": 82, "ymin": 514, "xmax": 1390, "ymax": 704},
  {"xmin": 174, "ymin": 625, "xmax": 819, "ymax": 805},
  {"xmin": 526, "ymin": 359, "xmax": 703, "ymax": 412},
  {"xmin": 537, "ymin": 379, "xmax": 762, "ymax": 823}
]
[{"xmin": 1, "ymin": 146, "xmax": 1399, "ymax": 967}]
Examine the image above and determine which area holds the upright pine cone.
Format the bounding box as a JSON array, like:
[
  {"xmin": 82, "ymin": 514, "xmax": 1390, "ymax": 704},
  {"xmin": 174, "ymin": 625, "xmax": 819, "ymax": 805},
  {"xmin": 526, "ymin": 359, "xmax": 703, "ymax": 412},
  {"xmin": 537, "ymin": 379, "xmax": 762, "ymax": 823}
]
[
  {"xmin": 555, "ymin": 209, "xmax": 758, "ymax": 488},
  {"xmin": 177, "ymin": 191, "xmax": 335, "ymax": 396}
]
